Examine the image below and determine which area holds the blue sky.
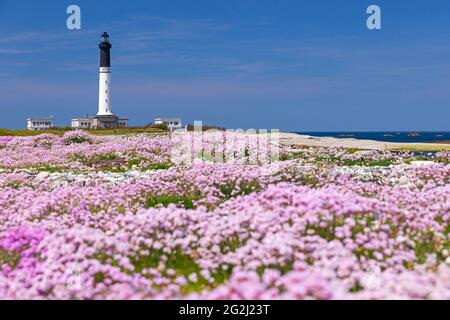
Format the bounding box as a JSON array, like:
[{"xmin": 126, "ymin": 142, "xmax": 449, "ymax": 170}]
[{"xmin": 0, "ymin": 0, "xmax": 450, "ymax": 131}]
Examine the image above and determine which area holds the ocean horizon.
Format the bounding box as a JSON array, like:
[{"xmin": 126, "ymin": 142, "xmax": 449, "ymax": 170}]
[{"xmin": 294, "ymin": 131, "xmax": 450, "ymax": 143}]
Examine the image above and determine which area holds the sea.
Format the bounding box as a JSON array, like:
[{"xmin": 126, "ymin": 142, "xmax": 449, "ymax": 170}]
[{"xmin": 294, "ymin": 132, "xmax": 450, "ymax": 144}]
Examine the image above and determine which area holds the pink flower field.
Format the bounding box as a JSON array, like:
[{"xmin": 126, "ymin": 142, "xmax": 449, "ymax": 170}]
[{"xmin": 0, "ymin": 131, "xmax": 449, "ymax": 299}]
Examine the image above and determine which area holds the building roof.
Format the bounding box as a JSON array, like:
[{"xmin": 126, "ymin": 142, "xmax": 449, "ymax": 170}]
[
  {"xmin": 71, "ymin": 118, "xmax": 93, "ymax": 121},
  {"xmin": 27, "ymin": 117, "xmax": 54, "ymax": 121},
  {"xmin": 155, "ymin": 117, "xmax": 182, "ymax": 121}
]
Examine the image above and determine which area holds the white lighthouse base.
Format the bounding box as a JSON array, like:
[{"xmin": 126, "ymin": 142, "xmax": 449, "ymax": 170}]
[
  {"xmin": 92, "ymin": 115, "xmax": 128, "ymax": 129},
  {"xmin": 70, "ymin": 115, "xmax": 128, "ymax": 129}
]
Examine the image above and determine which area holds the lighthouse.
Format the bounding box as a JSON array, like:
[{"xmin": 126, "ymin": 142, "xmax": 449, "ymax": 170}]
[
  {"xmin": 98, "ymin": 32, "xmax": 113, "ymax": 115},
  {"xmin": 71, "ymin": 32, "xmax": 128, "ymax": 129}
]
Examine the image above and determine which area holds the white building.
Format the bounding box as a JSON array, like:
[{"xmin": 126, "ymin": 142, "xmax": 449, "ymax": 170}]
[
  {"xmin": 27, "ymin": 117, "xmax": 54, "ymax": 130},
  {"xmin": 71, "ymin": 118, "xmax": 93, "ymax": 129},
  {"xmin": 117, "ymin": 119, "xmax": 128, "ymax": 127},
  {"xmin": 154, "ymin": 118, "xmax": 183, "ymax": 131}
]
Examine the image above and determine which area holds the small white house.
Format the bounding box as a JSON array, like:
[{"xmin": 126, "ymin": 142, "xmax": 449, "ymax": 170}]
[
  {"xmin": 117, "ymin": 118, "xmax": 129, "ymax": 127},
  {"xmin": 71, "ymin": 118, "xmax": 93, "ymax": 129},
  {"xmin": 154, "ymin": 118, "xmax": 183, "ymax": 131},
  {"xmin": 27, "ymin": 117, "xmax": 54, "ymax": 130}
]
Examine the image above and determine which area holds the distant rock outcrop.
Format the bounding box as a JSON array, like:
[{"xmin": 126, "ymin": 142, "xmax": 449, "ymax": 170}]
[{"xmin": 407, "ymin": 132, "xmax": 421, "ymax": 137}]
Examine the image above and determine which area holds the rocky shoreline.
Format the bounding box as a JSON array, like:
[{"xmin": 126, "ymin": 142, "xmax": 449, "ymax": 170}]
[{"xmin": 279, "ymin": 132, "xmax": 450, "ymax": 151}]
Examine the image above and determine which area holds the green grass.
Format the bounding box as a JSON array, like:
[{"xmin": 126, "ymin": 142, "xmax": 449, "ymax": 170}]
[
  {"xmin": 33, "ymin": 165, "xmax": 62, "ymax": 173},
  {"xmin": 389, "ymin": 144, "xmax": 450, "ymax": 152},
  {"xmin": 130, "ymin": 248, "xmax": 232, "ymax": 294},
  {"xmin": 127, "ymin": 158, "xmax": 145, "ymax": 168},
  {"xmin": 0, "ymin": 250, "xmax": 20, "ymax": 270},
  {"xmin": 341, "ymin": 159, "xmax": 394, "ymax": 167},
  {"xmin": 0, "ymin": 128, "xmax": 68, "ymax": 136},
  {"xmin": 0, "ymin": 127, "xmax": 167, "ymax": 137},
  {"xmin": 86, "ymin": 128, "xmax": 167, "ymax": 135},
  {"xmin": 346, "ymin": 148, "xmax": 363, "ymax": 154},
  {"xmin": 218, "ymin": 180, "xmax": 261, "ymax": 200},
  {"xmin": 141, "ymin": 163, "xmax": 172, "ymax": 171},
  {"xmin": 256, "ymin": 262, "xmax": 294, "ymax": 276},
  {"xmin": 313, "ymin": 156, "xmax": 394, "ymax": 167},
  {"xmin": 145, "ymin": 194, "xmax": 199, "ymax": 209},
  {"xmin": 92, "ymin": 152, "xmax": 119, "ymax": 161}
]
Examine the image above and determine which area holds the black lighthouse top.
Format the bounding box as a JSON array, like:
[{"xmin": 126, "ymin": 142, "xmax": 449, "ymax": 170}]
[{"xmin": 99, "ymin": 32, "xmax": 112, "ymax": 67}]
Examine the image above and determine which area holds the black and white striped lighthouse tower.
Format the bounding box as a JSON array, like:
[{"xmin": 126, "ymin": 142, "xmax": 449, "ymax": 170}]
[
  {"xmin": 97, "ymin": 32, "xmax": 113, "ymax": 116},
  {"xmin": 72, "ymin": 32, "xmax": 128, "ymax": 129}
]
